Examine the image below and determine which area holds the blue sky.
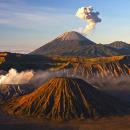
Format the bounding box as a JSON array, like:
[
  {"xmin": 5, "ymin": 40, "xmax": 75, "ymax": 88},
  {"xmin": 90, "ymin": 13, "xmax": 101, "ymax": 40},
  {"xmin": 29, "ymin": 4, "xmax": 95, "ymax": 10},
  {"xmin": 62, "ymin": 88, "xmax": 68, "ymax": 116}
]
[{"xmin": 0, "ymin": 0, "xmax": 130, "ymax": 53}]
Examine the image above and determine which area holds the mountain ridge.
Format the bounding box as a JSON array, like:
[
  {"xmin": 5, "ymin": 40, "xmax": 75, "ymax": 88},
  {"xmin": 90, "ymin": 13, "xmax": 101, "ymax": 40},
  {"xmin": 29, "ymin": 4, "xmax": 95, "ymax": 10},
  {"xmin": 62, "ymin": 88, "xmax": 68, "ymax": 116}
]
[
  {"xmin": 106, "ymin": 41, "xmax": 130, "ymax": 55},
  {"xmin": 30, "ymin": 31, "xmax": 124, "ymax": 57},
  {"xmin": 107, "ymin": 41, "xmax": 130, "ymax": 49}
]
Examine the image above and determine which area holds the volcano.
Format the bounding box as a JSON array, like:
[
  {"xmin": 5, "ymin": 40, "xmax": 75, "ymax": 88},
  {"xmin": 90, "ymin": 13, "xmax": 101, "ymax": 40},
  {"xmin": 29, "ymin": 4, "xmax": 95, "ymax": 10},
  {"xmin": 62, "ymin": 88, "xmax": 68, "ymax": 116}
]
[
  {"xmin": 30, "ymin": 31, "xmax": 95, "ymax": 56},
  {"xmin": 55, "ymin": 31, "xmax": 95, "ymax": 42},
  {"xmin": 5, "ymin": 77, "xmax": 127, "ymax": 120},
  {"xmin": 30, "ymin": 31, "xmax": 121, "ymax": 57}
]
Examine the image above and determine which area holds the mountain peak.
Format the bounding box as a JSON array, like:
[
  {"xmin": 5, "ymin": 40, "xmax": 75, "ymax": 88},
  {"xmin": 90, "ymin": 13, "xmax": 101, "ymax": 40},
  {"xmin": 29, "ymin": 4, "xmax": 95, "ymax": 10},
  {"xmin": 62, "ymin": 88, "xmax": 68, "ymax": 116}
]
[
  {"xmin": 5, "ymin": 77, "xmax": 127, "ymax": 120},
  {"xmin": 56, "ymin": 31, "xmax": 89, "ymax": 41},
  {"xmin": 107, "ymin": 41, "xmax": 130, "ymax": 50},
  {"xmin": 30, "ymin": 31, "xmax": 97, "ymax": 56}
]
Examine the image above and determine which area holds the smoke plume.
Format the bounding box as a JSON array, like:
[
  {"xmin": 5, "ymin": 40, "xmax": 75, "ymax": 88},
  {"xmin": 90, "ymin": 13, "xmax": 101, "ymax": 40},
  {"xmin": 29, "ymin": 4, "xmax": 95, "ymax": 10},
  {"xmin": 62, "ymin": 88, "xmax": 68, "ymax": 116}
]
[
  {"xmin": 0, "ymin": 68, "xmax": 34, "ymax": 84},
  {"xmin": 76, "ymin": 6, "xmax": 101, "ymax": 33},
  {"xmin": 1, "ymin": 68, "xmax": 130, "ymax": 103},
  {"xmin": 30, "ymin": 69, "xmax": 70, "ymax": 87}
]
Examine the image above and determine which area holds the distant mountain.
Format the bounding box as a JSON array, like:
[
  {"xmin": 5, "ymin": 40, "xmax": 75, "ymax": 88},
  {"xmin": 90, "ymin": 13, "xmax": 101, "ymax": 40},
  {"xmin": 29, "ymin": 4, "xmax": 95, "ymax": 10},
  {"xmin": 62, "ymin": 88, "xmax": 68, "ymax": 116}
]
[
  {"xmin": 5, "ymin": 77, "xmax": 128, "ymax": 120},
  {"xmin": 31, "ymin": 31, "xmax": 122, "ymax": 57},
  {"xmin": 106, "ymin": 41, "xmax": 130, "ymax": 55},
  {"xmin": 107, "ymin": 41, "xmax": 130, "ymax": 49}
]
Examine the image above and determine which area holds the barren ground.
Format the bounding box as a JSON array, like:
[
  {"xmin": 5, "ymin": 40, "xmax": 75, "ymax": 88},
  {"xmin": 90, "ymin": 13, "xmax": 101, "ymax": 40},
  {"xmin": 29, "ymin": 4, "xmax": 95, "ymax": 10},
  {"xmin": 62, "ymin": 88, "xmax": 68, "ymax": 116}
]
[{"xmin": 1, "ymin": 115, "xmax": 130, "ymax": 130}]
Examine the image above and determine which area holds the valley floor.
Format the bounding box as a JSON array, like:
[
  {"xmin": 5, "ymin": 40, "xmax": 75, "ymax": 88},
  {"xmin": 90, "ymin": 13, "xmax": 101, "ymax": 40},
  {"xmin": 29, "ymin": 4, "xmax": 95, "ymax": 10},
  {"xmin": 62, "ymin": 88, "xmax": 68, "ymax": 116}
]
[{"xmin": 1, "ymin": 115, "xmax": 130, "ymax": 130}]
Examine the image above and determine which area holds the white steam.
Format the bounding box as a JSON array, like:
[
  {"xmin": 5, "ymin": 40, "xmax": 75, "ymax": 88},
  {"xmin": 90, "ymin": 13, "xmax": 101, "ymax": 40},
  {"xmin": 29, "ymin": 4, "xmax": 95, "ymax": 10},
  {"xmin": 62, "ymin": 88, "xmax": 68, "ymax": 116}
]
[
  {"xmin": 76, "ymin": 6, "xmax": 101, "ymax": 33},
  {"xmin": 30, "ymin": 69, "xmax": 70, "ymax": 87},
  {"xmin": 0, "ymin": 68, "xmax": 34, "ymax": 84}
]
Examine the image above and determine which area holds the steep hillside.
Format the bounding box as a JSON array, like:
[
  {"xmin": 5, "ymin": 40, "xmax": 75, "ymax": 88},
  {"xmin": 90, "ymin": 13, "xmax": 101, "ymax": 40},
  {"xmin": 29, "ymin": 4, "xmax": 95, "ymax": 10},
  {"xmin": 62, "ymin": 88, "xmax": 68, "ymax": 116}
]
[
  {"xmin": 4, "ymin": 77, "xmax": 127, "ymax": 120},
  {"xmin": 30, "ymin": 31, "xmax": 121, "ymax": 57},
  {"xmin": 107, "ymin": 41, "xmax": 130, "ymax": 49},
  {"xmin": 52, "ymin": 56, "xmax": 130, "ymax": 78},
  {"xmin": 1, "ymin": 52, "xmax": 130, "ymax": 78},
  {"xmin": 106, "ymin": 41, "xmax": 130, "ymax": 55},
  {"xmin": 56, "ymin": 31, "xmax": 93, "ymax": 41}
]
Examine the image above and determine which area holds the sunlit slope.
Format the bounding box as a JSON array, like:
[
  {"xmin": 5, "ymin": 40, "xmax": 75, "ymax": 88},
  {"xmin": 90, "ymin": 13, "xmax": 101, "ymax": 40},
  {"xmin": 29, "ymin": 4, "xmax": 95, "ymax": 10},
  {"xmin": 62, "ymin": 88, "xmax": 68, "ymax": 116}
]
[
  {"xmin": 1, "ymin": 52, "xmax": 130, "ymax": 78},
  {"xmin": 53, "ymin": 56, "xmax": 130, "ymax": 77},
  {"xmin": 0, "ymin": 53, "xmax": 7, "ymax": 64},
  {"xmin": 5, "ymin": 77, "xmax": 127, "ymax": 120}
]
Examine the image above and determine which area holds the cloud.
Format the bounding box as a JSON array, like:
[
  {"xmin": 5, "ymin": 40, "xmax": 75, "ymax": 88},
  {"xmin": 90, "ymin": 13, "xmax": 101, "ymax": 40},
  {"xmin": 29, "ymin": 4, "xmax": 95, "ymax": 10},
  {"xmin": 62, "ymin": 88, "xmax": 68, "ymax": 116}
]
[
  {"xmin": 76, "ymin": 6, "xmax": 101, "ymax": 34},
  {"xmin": 0, "ymin": 68, "xmax": 34, "ymax": 84},
  {"xmin": 0, "ymin": 1, "xmax": 72, "ymax": 29}
]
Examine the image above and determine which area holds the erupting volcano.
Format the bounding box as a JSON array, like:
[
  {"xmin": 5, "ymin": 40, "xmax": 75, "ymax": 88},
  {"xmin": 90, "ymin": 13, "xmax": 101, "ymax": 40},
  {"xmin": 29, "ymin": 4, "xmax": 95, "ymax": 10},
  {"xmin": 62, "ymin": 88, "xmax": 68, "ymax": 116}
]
[
  {"xmin": 30, "ymin": 31, "xmax": 97, "ymax": 56},
  {"xmin": 30, "ymin": 31, "xmax": 125, "ymax": 57}
]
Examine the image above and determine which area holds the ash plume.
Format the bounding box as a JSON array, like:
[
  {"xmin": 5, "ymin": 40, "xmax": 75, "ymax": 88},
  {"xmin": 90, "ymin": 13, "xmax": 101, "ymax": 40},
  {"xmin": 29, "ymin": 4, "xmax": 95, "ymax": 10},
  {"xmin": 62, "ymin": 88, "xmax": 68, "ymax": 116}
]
[
  {"xmin": 0, "ymin": 68, "xmax": 34, "ymax": 84},
  {"xmin": 76, "ymin": 6, "xmax": 101, "ymax": 34}
]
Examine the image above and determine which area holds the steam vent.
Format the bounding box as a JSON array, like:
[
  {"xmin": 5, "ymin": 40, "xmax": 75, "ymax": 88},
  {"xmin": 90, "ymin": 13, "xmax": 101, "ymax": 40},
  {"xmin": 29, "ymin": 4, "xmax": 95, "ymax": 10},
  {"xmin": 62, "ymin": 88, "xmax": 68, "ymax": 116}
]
[{"xmin": 5, "ymin": 77, "xmax": 126, "ymax": 120}]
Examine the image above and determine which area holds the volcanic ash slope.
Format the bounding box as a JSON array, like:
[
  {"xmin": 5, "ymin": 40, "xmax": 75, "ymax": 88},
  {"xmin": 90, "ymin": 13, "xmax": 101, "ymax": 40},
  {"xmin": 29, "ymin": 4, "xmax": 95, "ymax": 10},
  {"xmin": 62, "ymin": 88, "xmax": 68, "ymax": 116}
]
[{"xmin": 4, "ymin": 77, "xmax": 127, "ymax": 120}]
